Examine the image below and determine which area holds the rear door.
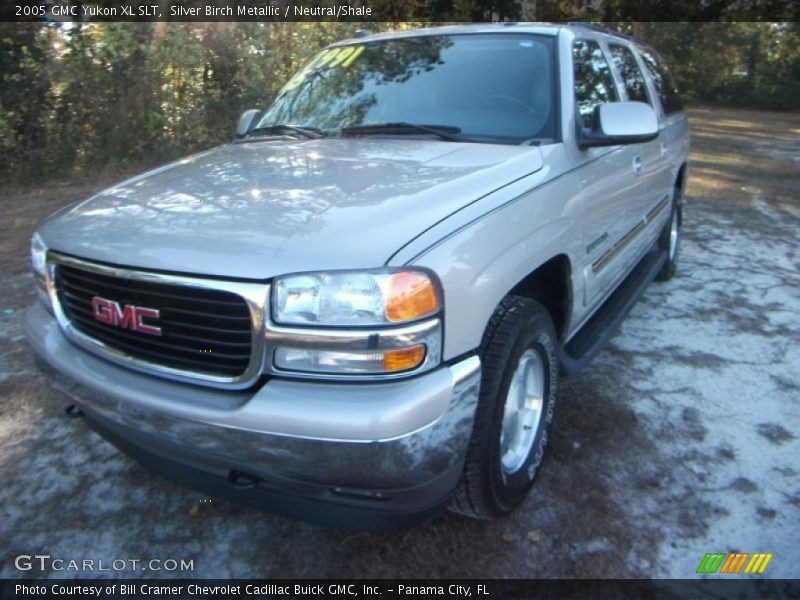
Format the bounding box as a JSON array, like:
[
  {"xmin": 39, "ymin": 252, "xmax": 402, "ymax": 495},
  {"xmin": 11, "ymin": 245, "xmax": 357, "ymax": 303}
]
[
  {"xmin": 571, "ymin": 38, "xmax": 646, "ymax": 309},
  {"xmin": 607, "ymin": 41, "xmax": 674, "ymax": 243},
  {"xmin": 636, "ymin": 44, "xmax": 689, "ymax": 214}
]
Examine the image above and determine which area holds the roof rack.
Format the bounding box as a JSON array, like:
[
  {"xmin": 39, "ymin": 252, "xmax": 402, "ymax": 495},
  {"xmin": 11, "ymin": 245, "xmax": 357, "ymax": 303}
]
[{"xmin": 567, "ymin": 22, "xmax": 622, "ymax": 35}]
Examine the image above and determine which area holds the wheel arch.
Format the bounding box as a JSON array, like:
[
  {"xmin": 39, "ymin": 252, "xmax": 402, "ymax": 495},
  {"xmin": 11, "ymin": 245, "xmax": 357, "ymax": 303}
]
[
  {"xmin": 506, "ymin": 254, "xmax": 573, "ymax": 342},
  {"xmin": 676, "ymin": 161, "xmax": 688, "ymax": 194}
]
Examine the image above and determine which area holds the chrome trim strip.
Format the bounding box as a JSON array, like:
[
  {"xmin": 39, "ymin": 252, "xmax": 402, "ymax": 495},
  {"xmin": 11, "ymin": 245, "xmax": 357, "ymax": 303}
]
[
  {"xmin": 586, "ymin": 231, "xmax": 609, "ymax": 255},
  {"xmin": 592, "ymin": 194, "xmax": 670, "ymax": 273},
  {"xmin": 646, "ymin": 194, "xmax": 671, "ymax": 223},
  {"xmin": 592, "ymin": 220, "xmax": 647, "ymax": 273},
  {"xmin": 45, "ymin": 252, "xmax": 268, "ymax": 390}
]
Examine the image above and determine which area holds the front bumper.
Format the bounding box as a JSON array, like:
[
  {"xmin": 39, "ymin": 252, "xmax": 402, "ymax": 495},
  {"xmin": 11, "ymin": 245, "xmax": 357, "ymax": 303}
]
[{"xmin": 25, "ymin": 303, "xmax": 481, "ymax": 530}]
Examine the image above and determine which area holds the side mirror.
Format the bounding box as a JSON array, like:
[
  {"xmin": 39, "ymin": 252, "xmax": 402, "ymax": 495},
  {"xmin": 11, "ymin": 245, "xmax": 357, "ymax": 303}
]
[
  {"xmin": 236, "ymin": 109, "xmax": 262, "ymax": 138},
  {"xmin": 579, "ymin": 101, "xmax": 658, "ymax": 149}
]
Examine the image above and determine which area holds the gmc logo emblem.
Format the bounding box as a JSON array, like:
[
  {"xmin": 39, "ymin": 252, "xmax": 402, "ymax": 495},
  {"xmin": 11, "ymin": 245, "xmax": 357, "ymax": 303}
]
[{"xmin": 91, "ymin": 296, "xmax": 162, "ymax": 336}]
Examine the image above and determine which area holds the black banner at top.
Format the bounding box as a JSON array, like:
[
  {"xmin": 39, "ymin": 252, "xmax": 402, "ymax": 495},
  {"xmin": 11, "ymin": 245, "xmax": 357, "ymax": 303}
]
[{"xmin": 3, "ymin": 0, "xmax": 799, "ymax": 22}]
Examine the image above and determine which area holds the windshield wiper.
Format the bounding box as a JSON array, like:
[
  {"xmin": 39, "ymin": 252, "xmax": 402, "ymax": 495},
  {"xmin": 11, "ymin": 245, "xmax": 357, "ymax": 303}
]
[
  {"xmin": 340, "ymin": 122, "xmax": 464, "ymax": 142},
  {"xmin": 244, "ymin": 124, "xmax": 324, "ymax": 140}
]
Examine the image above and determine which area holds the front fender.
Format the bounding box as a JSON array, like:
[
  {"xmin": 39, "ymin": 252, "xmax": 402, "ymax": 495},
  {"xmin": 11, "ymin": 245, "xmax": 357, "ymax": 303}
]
[{"xmin": 396, "ymin": 167, "xmax": 583, "ymax": 361}]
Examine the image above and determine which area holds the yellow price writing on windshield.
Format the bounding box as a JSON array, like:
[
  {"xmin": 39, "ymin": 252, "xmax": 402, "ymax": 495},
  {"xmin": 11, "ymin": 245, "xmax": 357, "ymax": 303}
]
[{"xmin": 284, "ymin": 45, "xmax": 365, "ymax": 91}]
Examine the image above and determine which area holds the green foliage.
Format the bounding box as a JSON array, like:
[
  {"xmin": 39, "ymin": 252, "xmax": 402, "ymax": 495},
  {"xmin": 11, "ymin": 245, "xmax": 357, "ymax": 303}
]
[
  {"xmin": 0, "ymin": 21, "xmax": 798, "ymax": 184},
  {"xmin": 603, "ymin": 22, "xmax": 800, "ymax": 111},
  {"xmin": 0, "ymin": 22, "xmax": 368, "ymax": 183}
]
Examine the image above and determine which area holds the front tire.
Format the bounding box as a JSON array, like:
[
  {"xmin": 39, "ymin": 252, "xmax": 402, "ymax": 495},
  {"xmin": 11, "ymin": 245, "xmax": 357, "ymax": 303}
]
[{"xmin": 451, "ymin": 296, "xmax": 558, "ymax": 520}]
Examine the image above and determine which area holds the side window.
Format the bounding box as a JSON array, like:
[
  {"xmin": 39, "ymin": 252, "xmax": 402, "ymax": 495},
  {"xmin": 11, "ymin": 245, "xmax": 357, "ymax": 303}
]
[
  {"xmin": 572, "ymin": 39, "xmax": 619, "ymax": 130},
  {"xmin": 609, "ymin": 44, "xmax": 650, "ymax": 105},
  {"xmin": 637, "ymin": 46, "xmax": 683, "ymax": 115}
]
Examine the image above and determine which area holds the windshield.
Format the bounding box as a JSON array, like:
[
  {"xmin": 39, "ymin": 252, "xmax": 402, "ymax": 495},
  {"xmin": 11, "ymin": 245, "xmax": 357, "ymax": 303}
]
[{"xmin": 257, "ymin": 34, "xmax": 557, "ymax": 143}]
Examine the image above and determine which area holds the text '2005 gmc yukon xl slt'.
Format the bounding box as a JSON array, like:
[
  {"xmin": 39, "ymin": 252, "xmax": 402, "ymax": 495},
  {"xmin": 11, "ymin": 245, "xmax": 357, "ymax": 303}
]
[{"xmin": 27, "ymin": 23, "xmax": 689, "ymax": 530}]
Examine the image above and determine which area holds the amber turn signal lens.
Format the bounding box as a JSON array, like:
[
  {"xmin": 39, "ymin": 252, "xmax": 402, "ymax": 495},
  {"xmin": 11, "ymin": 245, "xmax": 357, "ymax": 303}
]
[
  {"xmin": 382, "ymin": 345, "xmax": 426, "ymax": 372},
  {"xmin": 385, "ymin": 272, "xmax": 439, "ymax": 322}
]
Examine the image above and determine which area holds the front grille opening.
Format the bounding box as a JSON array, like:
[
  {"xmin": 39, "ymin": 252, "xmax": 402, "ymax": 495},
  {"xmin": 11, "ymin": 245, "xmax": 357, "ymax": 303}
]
[{"xmin": 55, "ymin": 264, "xmax": 253, "ymax": 378}]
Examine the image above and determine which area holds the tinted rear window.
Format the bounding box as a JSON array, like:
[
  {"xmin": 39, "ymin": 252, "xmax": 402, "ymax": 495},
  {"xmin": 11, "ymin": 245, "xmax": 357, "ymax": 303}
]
[
  {"xmin": 637, "ymin": 46, "xmax": 683, "ymax": 115},
  {"xmin": 609, "ymin": 44, "xmax": 650, "ymax": 105}
]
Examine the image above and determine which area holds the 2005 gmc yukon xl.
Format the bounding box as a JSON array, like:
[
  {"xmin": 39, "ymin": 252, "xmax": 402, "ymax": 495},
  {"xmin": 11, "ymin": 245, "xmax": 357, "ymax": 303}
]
[{"xmin": 26, "ymin": 23, "xmax": 689, "ymax": 529}]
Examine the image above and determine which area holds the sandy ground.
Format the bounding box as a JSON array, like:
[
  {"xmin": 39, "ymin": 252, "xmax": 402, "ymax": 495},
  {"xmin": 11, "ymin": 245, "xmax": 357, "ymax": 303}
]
[{"xmin": 0, "ymin": 107, "xmax": 798, "ymax": 579}]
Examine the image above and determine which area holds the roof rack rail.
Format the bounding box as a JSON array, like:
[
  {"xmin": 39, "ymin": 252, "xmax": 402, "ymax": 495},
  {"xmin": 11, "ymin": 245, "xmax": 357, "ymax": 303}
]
[
  {"xmin": 567, "ymin": 22, "xmax": 632, "ymax": 40},
  {"xmin": 566, "ymin": 22, "xmax": 656, "ymax": 47}
]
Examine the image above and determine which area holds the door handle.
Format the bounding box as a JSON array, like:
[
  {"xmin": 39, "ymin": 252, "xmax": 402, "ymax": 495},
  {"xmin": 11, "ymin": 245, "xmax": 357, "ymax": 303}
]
[
  {"xmin": 660, "ymin": 143, "xmax": 670, "ymax": 158},
  {"xmin": 632, "ymin": 156, "xmax": 643, "ymax": 174}
]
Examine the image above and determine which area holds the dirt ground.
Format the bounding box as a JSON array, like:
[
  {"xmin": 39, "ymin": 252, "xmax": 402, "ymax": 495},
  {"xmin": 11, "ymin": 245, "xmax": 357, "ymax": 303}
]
[{"xmin": 1, "ymin": 107, "xmax": 798, "ymax": 579}]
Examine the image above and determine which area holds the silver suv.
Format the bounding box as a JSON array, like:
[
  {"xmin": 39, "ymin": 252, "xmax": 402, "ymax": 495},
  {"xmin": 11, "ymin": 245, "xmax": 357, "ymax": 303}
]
[{"xmin": 27, "ymin": 23, "xmax": 689, "ymax": 529}]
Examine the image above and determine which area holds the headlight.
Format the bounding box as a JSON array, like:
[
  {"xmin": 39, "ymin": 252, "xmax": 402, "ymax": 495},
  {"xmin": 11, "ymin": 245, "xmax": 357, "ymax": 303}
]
[
  {"xmin": 30, "ymin": 232, "xmax": 51, "ymax": 310},
  {"xmin": 272, "ymin": 269, "xmax": 440, "ymax": 327},
  {"xmin": 30, "ymin": 232, "xmax": 47, "ymax": 278},
  {"xmin": 269, "ymin": 269, "xmax": 442, "ymax": 378}
]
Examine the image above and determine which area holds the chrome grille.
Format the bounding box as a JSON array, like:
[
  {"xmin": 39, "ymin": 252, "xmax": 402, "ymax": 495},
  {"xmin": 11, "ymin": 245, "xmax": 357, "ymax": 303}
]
[{"xmin": 47, "ymin": 254, "xmax": 267, "ymax": 389}]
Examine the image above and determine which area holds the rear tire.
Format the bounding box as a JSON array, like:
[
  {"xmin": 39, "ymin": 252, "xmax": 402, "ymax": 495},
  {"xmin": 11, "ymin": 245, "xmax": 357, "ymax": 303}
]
[
  {"xmin": 451, "ymin": 296, "xmax": 558, "ymax": 520},
  {"xmin": 655, "ymin": 186, "xmax": 683, "ymax": 282}
]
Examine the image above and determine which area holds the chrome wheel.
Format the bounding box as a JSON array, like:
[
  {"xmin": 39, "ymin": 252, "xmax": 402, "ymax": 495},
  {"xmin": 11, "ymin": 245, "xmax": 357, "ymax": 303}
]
[
  {"xmin": 668, "ymin": 207, "xmax": 680, "ymax": 261},
  {"xmin": 499, "ymin": 349, "xmax": 545, "ymax": 474}
]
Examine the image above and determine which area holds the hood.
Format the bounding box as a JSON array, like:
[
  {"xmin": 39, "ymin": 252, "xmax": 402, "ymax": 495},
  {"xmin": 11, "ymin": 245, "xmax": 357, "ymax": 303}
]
[{"xmin": 39, "ymin": 138, "xmax": 543, "ymax": 279}]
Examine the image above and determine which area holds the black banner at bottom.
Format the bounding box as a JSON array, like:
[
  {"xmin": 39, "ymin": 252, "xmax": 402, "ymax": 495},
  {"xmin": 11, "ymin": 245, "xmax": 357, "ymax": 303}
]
[{"xmin": 2, "ymin": 579, "xmax": 800, "ymax": 600}]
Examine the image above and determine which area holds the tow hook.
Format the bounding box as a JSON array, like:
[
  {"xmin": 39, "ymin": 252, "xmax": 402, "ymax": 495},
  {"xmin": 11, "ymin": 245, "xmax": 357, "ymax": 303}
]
[
  {"xmin": 228, "ymin": 470, "xmax": 259, "ymax": 489},
  {"xmin": 65, "ymin": 404, "xmax": 84, "ymax": 418}
]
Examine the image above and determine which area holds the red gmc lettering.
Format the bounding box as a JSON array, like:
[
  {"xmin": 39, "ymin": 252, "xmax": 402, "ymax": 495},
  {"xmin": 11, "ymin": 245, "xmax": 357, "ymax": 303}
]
[
  {"xmin": 134, "ymin": 307, "xmax": 162, "ymax": 336},
  {"xmin": 91, "ymin": 296, "xmax": 162, "ymax": 336},
  {"xmin": 116, "ymin": 304, "xmax": 137, "ymax": 330}
]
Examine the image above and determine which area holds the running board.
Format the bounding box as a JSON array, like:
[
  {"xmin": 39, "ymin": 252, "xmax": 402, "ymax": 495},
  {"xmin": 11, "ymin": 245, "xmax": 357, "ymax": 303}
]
[{"xmin": 559, "ymin": 248, "xmax": 668, "ymax": 376}]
